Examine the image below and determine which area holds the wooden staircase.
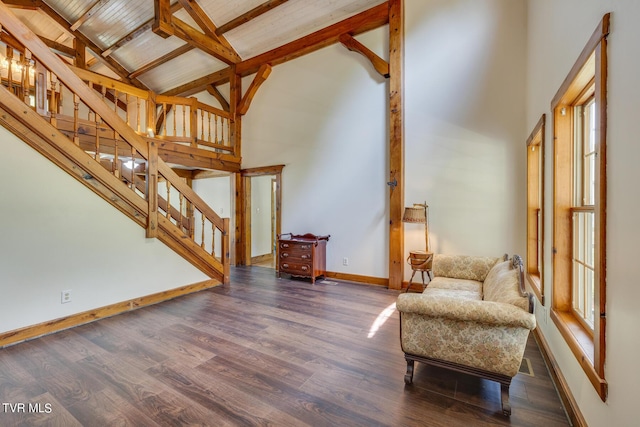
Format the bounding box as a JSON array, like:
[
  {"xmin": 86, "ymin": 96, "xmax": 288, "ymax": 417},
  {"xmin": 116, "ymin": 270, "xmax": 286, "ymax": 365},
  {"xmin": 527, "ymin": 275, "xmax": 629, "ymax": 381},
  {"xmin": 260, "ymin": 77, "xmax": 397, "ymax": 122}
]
[{"xmin": 0, "ymin": 4, "xmax": 231, "ymax": 284}]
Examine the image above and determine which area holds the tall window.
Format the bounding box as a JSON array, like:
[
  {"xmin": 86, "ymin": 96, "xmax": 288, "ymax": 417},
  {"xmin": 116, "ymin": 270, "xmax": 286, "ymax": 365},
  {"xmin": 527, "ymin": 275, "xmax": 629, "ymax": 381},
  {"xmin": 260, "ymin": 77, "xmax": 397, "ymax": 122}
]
[
  {"xmin": 572, "ymin": 97, "xmax": 596, "ymax": 329},
  {"xmin": 526, "ymin": 115, "xmax": 545, "ymax": 305},
  {"xmin": 551, "ymin": 14, "xmax": 609, "ymax": 401}
]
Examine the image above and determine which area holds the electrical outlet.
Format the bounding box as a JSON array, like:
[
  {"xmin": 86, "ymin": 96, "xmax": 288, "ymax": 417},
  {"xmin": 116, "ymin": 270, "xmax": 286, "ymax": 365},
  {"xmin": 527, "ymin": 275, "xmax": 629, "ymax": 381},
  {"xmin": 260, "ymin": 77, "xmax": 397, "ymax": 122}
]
[
  {"xmin": 343, "ymin": 257, "xmax": 349, "ymax": 266},
  {"xmin": 61, "ymin": 289, "xmax": 72, "ymax": 304}
]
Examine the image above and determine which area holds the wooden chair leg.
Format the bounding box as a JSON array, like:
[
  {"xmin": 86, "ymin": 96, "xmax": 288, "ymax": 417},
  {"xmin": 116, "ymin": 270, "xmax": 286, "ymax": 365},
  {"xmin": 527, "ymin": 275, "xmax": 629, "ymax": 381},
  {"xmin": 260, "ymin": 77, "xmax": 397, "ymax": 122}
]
[
  {"xmin": 404, "ymin": 359, "xmax": 415, "ymax": 384},
  {"xmin": 500, "ymin": 383, "xmax": 511, "ymax": 416}
]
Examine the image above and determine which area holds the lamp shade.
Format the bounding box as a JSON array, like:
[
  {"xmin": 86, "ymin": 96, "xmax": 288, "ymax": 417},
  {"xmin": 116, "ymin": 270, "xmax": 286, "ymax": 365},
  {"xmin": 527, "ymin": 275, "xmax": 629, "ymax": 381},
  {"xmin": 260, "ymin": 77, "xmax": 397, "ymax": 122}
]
[{"xmin": 402, "ymin": 206, "xmax": 426, "ymax": 223}]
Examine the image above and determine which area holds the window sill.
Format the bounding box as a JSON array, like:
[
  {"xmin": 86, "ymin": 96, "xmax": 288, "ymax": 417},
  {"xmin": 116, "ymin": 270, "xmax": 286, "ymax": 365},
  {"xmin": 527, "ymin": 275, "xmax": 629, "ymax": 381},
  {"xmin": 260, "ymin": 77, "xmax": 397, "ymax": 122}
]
[
  {"xmin": 550, "ymin": 309, "xmax": 607, "ymax": 401},
  {"xmin": 525, "ymin": 273, "xmax": 544, "ymax": 305}
]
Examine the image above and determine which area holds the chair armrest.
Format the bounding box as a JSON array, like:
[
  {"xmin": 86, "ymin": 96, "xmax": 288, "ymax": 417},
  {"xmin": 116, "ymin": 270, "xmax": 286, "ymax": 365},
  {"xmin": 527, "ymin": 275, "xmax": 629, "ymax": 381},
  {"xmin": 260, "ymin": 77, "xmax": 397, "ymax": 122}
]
[{"xmin": 396, "ymin": 293, "xmax": 536, "ymax": 330}]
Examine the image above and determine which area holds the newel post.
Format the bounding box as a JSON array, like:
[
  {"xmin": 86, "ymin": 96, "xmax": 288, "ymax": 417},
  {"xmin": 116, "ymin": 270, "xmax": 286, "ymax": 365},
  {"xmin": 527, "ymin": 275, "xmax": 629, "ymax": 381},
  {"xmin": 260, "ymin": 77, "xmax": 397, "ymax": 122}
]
[{"xmin": 146, "ymin": 139, "xmax": 158, "ymax": 238}]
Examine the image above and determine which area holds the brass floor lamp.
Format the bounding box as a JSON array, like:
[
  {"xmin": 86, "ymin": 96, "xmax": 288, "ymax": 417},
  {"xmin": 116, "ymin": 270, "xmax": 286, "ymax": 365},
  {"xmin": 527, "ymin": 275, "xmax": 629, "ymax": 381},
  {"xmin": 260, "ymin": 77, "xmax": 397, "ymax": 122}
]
[{"xmin": 402, "ymin": 202, "xmax": 432, "ymax": 292}]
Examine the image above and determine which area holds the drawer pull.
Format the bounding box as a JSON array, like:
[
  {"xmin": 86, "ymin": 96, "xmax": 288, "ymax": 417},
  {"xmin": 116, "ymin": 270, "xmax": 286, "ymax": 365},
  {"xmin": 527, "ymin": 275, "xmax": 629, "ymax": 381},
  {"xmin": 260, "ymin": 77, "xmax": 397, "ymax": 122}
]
[
  {"xmin": 300, "ymin": 245, "xmax": 310, "ymax": 249},
  {"xmin": 300, "ymin": 254, "xmax": 309, "ymax": 259},
  {"xmin": 281, "ymin": 253, "xmax": 289, "ymax": 258},
  {"xmin": 281, "ymin": 243, "xmax": 290, "ymax": 248},
  {"xmin": 301, "ymin": 266, "xmax": 308, "ymax": 271},
  {"xmin": 282, "ymin": 263, "xmax": 289, "ymax": 268}
]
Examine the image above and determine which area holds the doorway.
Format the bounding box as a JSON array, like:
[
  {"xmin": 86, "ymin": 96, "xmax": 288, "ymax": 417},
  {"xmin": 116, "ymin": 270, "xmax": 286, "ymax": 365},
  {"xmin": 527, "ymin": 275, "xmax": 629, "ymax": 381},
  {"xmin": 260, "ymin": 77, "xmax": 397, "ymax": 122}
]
[{"xmin": 239, "ymin": 165, "xmax": 283, "ymax": 268}]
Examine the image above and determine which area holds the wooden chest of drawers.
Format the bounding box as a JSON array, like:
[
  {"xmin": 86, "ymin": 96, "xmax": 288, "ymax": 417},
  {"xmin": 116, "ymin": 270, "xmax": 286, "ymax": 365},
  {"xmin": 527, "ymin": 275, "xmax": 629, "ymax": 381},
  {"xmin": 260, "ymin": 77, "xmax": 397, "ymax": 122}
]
[{"xmin": 277, "ymin": 233, "xmax": 330, "ymax": 284}]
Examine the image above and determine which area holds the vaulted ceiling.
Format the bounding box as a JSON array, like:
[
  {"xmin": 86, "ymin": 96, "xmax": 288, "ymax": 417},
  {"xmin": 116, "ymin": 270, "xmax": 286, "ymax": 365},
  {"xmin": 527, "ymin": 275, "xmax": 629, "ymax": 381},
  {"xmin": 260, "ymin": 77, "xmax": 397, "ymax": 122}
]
[{"xmin": 4, "ymin": 0, "xmax": 388, "ymax": 96}]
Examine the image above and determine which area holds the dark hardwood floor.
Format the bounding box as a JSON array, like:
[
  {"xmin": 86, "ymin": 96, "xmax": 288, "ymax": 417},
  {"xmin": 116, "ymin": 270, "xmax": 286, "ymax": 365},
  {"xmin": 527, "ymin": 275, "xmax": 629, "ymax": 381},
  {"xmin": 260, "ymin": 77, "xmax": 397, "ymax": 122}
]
[{"xmin": 0, "ymin": 266, "xmax": 569, "ymax": 426}]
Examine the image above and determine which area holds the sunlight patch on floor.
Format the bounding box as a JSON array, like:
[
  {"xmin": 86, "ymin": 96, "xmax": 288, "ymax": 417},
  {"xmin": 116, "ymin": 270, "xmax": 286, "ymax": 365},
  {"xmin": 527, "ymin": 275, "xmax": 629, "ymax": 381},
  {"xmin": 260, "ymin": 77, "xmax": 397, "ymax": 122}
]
[{"xmin": 368, "ymin": 302, "xmax": 396, "ymax": 338}]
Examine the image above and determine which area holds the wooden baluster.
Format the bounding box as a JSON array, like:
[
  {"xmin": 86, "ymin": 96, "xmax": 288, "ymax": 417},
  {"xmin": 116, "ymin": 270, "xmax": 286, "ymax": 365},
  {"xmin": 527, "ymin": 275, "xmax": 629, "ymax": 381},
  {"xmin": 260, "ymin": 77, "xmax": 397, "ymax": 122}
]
[
  {"xmin": 211, "ymin": 224, "xmax": 215, "ymax": 257},
  {"xmin": 113, "ymin": 89, "xmax": 120, "ymax": 178},
  {"xmin": 183, "ymin": 105, "xmax": 187, "ymax": 137},
  {"xmin": 87, "ymin": 82, "xmax": 94, "ymax": 121},
  {"xmin": 6, "ymin": 47, "xmax": 13, "ymax": 94},
  {"xmin": 130, "ymin": 146, "xmax": 137, "ymax": 190},
  {"xmin": 48, "ymin": 73, "xmax": 57, "ymax": 127},
  {"xmin": 136, "ymin": 96, "xmax": 141, "ymax": 133},
  {"xmin": 172, "ymin": 104, "xmax": 177, "ymax": 137},
  {"xmin": 73, "ymin": 93, "xmax": 80, "ymax": 145},
  {"xmin": 165, "ymin": 179, "xmax": 171, "ymax": 220},
  {"xmin": 201, "ymin": 214, "xmax": 206, "ymax": 250},
  {"xmin": 94, "ymin": 111, "xmax": 101, "ymax": 161},
  {"xmin": 22, "ymin": 50, "xmax": 31, "ymax": 105},
  {"xmin": 16, "ymin": 53, "xmax": 24, "ymax": 100},
  {"xmin": 179, "ymin": 193, "xmax": 184, "ymax": 232},
  {"xmin": 226, "ymin": 117, "xmax": 230, "ymax": 146},
  {"xmin": 200, "ymin": 110, "xmax": 205, "ymax": 141},
  {"xmin": 214, "ymin": 115, "xmax": 218, "ymax": 144},
  {"xmin": 162, "ymin": 102, "xmax": 167, "ymax": 136},
  {"xmin": 221, "ymin": 116, "xmax": 226, "ymax": 145},
  {"xmin": 125, "ymin": 94, "xmax": 131, "ymax": 128},
  {"xmin": 207, "ymin": 112, "xmax": 212, "ymax": 143},
  {"xmin": 113, "ymin": 138, "xmax": 120, "ymax": 178},
  {"xmin": 57, "ymin": 81, "xmax": 63, "ymax": 115},
  {"xmin": 188, "ymin": 202, "xmax": 195, "ymax": 239}
]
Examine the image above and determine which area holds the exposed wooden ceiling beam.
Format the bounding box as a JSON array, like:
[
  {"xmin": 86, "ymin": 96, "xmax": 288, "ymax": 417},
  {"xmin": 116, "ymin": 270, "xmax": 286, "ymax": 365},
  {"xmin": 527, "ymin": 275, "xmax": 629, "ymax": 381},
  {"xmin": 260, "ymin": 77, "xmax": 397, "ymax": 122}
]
[
  {"xmin": 339, "ymin": 33, "xmax": 389, "ymax": 78},
  {"xmin": 170, "ymin": 17, "xmax": 241, "ymax": 64},
  {"xmin": 236, "ymin": 2, "xmax": 389, "ymax": 77},
  {"xmin": 215, "ymin": 0, "xmax": 289, "ymax": 35},
  {"xmin": 163, "ymin": 2, "xmax": 389, "ymax": 98},
  {"xmin": 177, "ymin": 0, "xmax": 237, "ymax": 54},
  {"xmin": 129, "ymin": 44, "xmax": 195, "ymax": 79},
  {"xmin": 42, "ymin": 36, "xmax": 76, "ymax": 58},
  {"xmin": 1, "ymin": 0, "xmax": 39, "ymax": 10},
  {"xmin": 161, "ymin": 68, "xmax": 230, "ymax": 97},
  {"xmin": 205, "ymin": 85, "xmax": 230, "ymax": 112},
  {"xmin": 102, "ymin": 2, "xmax": 184, "ymax": 58},
  {"xmin": 36, "ymin": 1, "xmax": 148, "ymax": 89},
  {"xmin": 153, "ymin": 0, "xmax": 240, "ymax": 64},
  {"xmin": 70, "ymin": 0, "xmax": 108, "ymax": 32},
  {"xmin": 176, "ymin": 0, "xmax": 214, "ymax": 38}
]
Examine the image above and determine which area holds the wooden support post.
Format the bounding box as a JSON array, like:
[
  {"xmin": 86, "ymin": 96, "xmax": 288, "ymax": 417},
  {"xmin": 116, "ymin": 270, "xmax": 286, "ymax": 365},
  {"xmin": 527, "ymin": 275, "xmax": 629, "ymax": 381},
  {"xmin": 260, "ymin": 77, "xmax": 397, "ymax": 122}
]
[
  {"xmin": 222, "ymin": 217, "xmax": 231, "ymax": 284},
  {"xmin": 146, "ymin": 139, "xmax": 158, "ymax": 238},
  {"xmin": 234, "ymin": 172, "xmax": 246, "ymax": 266},
  {"xmin": 152, "ymin": 0, "xmax": 173, "ymax": 39},
  {"xmin": 388, "ymin": 0, "xmax": 404, "ymax": 290},
  {"xmin": 74, "ymin": 38, "xmax": 86, "ymax": 69},
  {"xmin": 229, "ymin": 66, "xmax": 241, "ymax": 158}
]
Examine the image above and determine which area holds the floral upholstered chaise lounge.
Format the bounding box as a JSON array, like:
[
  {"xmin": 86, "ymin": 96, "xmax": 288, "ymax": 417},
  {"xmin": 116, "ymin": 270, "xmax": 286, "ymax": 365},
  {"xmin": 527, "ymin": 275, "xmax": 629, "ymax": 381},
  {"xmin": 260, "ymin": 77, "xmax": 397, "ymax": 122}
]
[{"xmin": 396, "ymin": 254, "xmax": 535, "ymax": 416}]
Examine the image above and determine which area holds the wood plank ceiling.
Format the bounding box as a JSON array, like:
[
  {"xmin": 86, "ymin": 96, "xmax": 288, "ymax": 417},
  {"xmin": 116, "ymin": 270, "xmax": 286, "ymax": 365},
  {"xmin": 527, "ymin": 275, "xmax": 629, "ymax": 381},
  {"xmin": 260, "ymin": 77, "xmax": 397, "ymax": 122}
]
[{"xmin": 4, "ymin": 0, "xmax": 387, "ymax": 96}]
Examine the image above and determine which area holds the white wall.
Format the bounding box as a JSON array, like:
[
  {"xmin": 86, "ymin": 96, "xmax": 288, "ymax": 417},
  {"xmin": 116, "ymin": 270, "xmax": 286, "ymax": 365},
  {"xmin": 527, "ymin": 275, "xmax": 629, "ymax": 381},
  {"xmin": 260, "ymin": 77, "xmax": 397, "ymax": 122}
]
[
  {"xmin": 527, "ymin": 1, "xmax": 640, "ymax": 426},
  {"xmin": 0, "ymin": 126, "xmax": 208, "ymax": 334},
  {"xmin": 405, "ymin": 0, "xmax": 527, "ymax": 268},
  {"xmin": 241, "ymin": 0, "xmax": 526, "ymax": 280},
  {"xmin": 192, "ymin": 175, "xmax": 233, "ymax": 261},
  {"xmin": 242, "ymin": 28, "xmax": 389, "ymax": 278}
]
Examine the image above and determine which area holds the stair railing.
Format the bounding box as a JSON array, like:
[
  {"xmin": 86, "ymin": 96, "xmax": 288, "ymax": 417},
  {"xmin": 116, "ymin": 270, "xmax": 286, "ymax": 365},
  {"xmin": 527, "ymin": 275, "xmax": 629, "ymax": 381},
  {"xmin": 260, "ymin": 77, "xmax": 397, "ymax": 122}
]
[
  {"xmin": 69, "ymin": 66, "xmax": 235, "ymax": 155},
  {"xmin": 0, "ymin": 5, "xmax": 230, "ymax": 283}
]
